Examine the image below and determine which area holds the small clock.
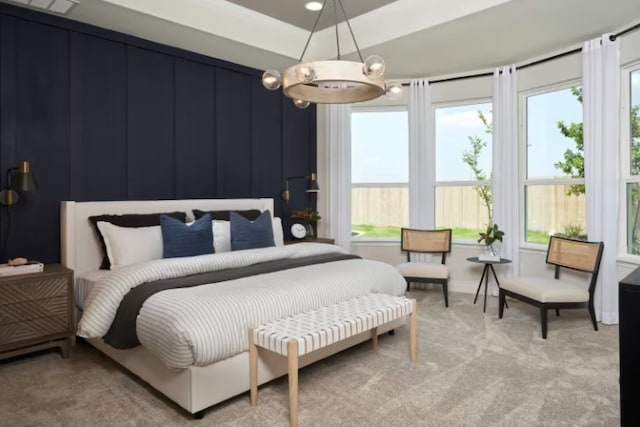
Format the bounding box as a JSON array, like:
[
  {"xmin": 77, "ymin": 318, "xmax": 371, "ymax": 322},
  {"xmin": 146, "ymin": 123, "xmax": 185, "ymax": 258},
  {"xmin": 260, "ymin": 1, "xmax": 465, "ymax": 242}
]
[{"xmin": 291, "ymin": 223, "xmax": 308, "ymax": 239}]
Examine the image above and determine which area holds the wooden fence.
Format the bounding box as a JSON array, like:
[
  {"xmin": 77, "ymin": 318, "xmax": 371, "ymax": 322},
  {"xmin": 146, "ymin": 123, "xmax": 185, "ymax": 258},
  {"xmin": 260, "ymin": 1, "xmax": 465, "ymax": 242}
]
[{"xmin": 351, "ymin": 185, "xmax": 586, "ymax": 233}]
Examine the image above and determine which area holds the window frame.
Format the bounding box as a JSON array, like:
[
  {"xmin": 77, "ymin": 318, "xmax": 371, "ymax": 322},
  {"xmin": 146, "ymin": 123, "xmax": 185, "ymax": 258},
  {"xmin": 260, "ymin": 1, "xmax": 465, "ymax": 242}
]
[
  {"xmin": 432, "ymin": 97, "xmax": 493, "ymax": 244},
  {"xmin": 519, "ymin": 79, "xmax": 585, "ymax": 250},
  {"xmin": 620, "ymin": 62, "xmax": 640, "ymax": 260},
  {"xmin": 350, "ymin": 106, "xmax": 409, "ymax": 242}
]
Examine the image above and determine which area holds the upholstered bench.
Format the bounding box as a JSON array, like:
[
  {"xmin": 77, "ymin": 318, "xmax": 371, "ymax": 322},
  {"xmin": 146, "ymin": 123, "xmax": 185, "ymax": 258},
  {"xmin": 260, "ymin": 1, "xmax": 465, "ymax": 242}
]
[{"xmin": 248, "ymin": 294, "xmax": 417, "ymax": 427}]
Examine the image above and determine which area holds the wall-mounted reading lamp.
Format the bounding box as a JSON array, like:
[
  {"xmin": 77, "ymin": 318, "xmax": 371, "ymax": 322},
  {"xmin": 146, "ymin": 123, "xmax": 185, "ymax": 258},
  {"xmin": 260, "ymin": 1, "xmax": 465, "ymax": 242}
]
[
  {"xmin": 0, "ymin": 161, "xmax": 38, "ymax": 260},
  {"xmin": 281, "ymin": 172, "xmax": 319, "ymax": 203}
]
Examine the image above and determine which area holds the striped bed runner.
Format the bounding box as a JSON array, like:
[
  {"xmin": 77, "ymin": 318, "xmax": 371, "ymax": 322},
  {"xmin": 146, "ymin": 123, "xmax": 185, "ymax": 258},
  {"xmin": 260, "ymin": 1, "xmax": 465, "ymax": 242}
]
[{"xmin": 252, "ymin": 294, "xmax": 413, "ymax": 356}]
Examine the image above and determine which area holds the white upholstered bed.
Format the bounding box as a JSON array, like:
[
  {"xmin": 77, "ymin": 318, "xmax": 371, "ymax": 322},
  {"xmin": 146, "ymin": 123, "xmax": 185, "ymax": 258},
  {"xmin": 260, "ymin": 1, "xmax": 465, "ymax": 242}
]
[{"xmin": 61, "ymin": 198, "xmax": 407, "ymax": 417}]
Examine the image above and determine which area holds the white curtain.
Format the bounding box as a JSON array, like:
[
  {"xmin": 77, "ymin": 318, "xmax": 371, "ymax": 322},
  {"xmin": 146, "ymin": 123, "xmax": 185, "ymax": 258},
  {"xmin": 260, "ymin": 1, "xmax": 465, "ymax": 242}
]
[
  {"xmin": 583, "ymin": 34, "xmax": 620, "ymax": 324},
  {"xmin": 492, "ymin": 65, "xmax": 519, "ymax": 279},
  {"xmin": 325, "ymin": 103, "xmax": 352, "ymax": 252},
  {"xmin": 408, "ymin": 79, "xmax": 433, "ymax": 262}
]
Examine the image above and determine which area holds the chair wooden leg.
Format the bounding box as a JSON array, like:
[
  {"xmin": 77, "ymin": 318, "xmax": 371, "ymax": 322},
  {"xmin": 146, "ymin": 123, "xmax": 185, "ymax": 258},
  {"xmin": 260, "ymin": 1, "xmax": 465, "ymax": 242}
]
[
  {"xmin": 540, "ymin": 308, "xmax": 548, "ymax": 339},
  {"xmin": 442, "ymin": 280, "xmax": 449, "ymax": 308},
  {"xmin": 555, "ymin": 309, "xmax": 560, "ymax": 317},
  {"xmin": 409, "ymin": 299, "xmax": 417, "ymax": 366},
  {"xmin": 498, "ymin": 290, "xmax": 505, "ymax": 319},
  {"xmin": 588, "ymin": 301, "xmax": 598, "ymax": 331},
  {"xmin": 406, "ymin": 279, "xmax": 410, "ymax": 292}
]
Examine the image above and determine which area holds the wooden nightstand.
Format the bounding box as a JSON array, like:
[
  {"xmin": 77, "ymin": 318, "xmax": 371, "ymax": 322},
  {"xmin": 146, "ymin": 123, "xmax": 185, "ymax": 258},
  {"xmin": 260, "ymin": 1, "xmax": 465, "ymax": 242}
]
[
  {"xmin": 285, "ymin": 237, "xmax": 335, "ymax": 245},
  {"xmin": 0, "ymin": 264, "xmax": 74, "ymax": 360}
]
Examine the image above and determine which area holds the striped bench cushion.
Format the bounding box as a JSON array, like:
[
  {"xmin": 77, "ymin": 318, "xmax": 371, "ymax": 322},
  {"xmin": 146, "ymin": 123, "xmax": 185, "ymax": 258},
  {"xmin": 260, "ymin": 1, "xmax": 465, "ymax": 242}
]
[{"xmin": 252, "ymin": 294, "xmax": 413, "ymax": 356}]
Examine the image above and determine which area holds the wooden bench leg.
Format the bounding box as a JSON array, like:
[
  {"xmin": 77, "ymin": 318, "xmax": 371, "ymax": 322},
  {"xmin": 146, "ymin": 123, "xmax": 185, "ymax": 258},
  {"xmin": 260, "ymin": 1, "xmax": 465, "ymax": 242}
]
[
  {"xmin": 371, "ymin": 327, "xmax": 378, "ymax": 351},
  {"xmin": 249, "ymin": 328, "xmax": 258, "ymax": 406},
  {"xmin": 409, "ymin": 299, "xmax": 417, "ymax": 366},
  {"xmin": 288, "ymin": 340, "xmax": 299, "ymax": 427}
]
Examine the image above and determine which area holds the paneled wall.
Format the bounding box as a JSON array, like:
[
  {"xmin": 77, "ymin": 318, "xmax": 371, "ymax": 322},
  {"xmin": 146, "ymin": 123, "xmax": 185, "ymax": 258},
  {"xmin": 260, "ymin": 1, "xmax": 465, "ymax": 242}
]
[{"xmin": 0, "ymin": 4, "xmax": 317, "ymax": 263}]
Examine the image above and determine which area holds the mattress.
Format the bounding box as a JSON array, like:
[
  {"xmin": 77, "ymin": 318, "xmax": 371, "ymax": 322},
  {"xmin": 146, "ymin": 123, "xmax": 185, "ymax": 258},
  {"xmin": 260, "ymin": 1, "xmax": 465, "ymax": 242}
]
[
  {"xmin": 75, "ymin": 270, "xmax": 108, "ymax": 310},
  {"xmin": 77, "ymin": 243, "xmax": 407, "ymax": 369}
]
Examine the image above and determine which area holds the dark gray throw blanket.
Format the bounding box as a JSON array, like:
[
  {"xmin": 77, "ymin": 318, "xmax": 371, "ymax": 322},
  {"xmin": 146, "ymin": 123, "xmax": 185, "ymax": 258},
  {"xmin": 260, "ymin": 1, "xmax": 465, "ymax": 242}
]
[{"xmin": 103, "ymin": 252, "xmax": 361, "ymax": 349}]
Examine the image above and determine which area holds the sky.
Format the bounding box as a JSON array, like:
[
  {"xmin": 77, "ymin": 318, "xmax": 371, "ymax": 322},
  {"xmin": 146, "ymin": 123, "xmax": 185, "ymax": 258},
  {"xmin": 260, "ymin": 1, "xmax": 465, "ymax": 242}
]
[{"xmin": 349, "ymin": 80, "xmax": 635, "ymax": 183}]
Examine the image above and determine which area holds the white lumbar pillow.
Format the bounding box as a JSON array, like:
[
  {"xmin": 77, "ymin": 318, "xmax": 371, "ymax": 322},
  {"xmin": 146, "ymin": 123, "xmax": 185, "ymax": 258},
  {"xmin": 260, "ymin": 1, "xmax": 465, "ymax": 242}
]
[{"xmin": 96, "ymin": 221, "xmax": 163, "ymax": 269}]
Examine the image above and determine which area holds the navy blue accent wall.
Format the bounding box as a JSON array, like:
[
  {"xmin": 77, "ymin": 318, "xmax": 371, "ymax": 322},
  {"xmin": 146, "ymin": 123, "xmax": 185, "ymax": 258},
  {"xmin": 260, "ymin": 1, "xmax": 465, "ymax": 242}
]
[{"xmin": 0, "ymin": 4, "xmax": 317, "ymax": 263}]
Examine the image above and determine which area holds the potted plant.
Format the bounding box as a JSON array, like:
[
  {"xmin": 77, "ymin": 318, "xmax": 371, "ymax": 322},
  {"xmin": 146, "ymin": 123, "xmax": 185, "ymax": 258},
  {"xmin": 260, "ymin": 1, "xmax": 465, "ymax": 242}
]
[{"xmin": 477, "ymin": 223, "xmax": 504, "ymax": 260}]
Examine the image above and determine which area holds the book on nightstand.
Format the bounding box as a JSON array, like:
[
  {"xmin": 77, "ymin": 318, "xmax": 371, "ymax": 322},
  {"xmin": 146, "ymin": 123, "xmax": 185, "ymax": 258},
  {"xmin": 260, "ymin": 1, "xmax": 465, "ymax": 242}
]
[{"xmin": 0, "ymin": 262, "xmax": 44, "ymax": 277}]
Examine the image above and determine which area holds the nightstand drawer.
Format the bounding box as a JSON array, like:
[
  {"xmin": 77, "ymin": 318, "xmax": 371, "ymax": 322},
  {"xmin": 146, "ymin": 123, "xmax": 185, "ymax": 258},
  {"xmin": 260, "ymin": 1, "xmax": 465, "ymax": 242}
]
[
  {"xmin": 0, "ymin": 276, "xmax": 68, "ymax": 304},
  {"xmin": 0, "ymin": 315, "xmax": 69, "ymax": 347},
  {"xmin": 0, "ymin": 295, "xmax": 69, "ymax": 325}
]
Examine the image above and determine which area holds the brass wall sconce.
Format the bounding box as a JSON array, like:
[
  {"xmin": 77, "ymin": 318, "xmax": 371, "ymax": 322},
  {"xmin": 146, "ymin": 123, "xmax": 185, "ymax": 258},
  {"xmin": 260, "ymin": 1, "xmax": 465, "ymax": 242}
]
[{"xmin": 281, "ymin": 172, "xmax": 319, "ymax": 203}]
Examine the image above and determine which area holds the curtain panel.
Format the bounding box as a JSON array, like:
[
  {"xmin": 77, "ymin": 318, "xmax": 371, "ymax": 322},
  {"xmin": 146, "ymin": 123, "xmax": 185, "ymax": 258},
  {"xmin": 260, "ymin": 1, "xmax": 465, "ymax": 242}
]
[
  {"xmin": 492, "ymin": 65, "xmax": 519, "ymax": 281},
  {"xmin": 325, "ymin": 103, "xmax": 353, "ymax": 252},
  {"xmin": 583, "ymin": 34, "xmax": 620, "ymax": 324}
]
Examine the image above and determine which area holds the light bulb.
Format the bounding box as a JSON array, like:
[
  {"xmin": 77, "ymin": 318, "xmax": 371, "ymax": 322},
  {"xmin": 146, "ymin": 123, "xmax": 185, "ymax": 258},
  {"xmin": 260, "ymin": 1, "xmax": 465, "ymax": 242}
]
[
  {"xmin": 293, "ymin": 99, "xmax": 310, "ymax": 109},
  {"xmin": 363, "ymin": 55, "xmax": 385, "ymax": 78},
  {"xmin": 262, "ymin": 69, "xmax": 282, "ymax": 90},
  {"xmin": 305, "ymin": 1, "xmax": 323, "ymax": 11},
  {"xmin": 385, "ymin": 81, "xmax": 403, "ymax": 100},
  {"xmin": 296, "ymin": 64, "xmax": 316, "ymax": 83}
]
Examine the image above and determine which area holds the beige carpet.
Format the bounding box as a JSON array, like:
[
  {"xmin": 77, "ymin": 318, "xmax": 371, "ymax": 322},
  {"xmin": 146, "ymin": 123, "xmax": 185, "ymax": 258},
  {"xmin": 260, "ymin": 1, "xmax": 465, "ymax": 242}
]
[{"xmin": 0, "ymin": 291, "xmax": 619, "ymax": 427}]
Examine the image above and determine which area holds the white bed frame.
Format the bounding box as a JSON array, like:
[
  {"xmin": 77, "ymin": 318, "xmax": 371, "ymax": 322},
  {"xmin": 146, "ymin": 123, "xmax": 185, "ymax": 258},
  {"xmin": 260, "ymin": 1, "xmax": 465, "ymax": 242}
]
[{"xmin": 60, "ymin": 198, "xmax": 402, "ymax": 417}]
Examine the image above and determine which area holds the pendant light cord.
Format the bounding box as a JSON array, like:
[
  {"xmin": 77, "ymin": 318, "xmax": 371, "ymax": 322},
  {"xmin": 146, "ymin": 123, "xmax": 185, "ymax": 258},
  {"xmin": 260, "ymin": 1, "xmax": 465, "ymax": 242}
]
[
  {"xmin": 337, "ymin": 0, "xmax": 364, "ymax": 62},
  {"xmin": 298, "ymin": 0, "xmax": 329, "ymax": 62},
  {"xmin": 297, "ymin": 0, "xmax": 365, "ymax": 63}
]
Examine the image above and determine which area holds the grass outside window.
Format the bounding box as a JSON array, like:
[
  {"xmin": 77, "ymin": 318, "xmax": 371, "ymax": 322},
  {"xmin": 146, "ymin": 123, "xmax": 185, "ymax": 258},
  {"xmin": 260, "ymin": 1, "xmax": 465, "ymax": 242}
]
[{"xmin": 352, "ymin": 224, "xmax": 550, "ymax": 245}]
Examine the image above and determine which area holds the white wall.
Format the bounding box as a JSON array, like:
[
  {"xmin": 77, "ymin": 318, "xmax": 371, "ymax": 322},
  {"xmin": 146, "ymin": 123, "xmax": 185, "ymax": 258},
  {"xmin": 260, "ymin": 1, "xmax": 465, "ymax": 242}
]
[{"xmin": 317, "ymin": 26, "xmax": 640, "ymax": 294}]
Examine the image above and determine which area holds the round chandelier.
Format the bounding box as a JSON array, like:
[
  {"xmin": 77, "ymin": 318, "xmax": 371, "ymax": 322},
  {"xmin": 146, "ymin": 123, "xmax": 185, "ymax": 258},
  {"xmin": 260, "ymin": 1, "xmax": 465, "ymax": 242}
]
[{"xmin": 262, "ymin": 0, "xmax": 402, "ymax": 108}]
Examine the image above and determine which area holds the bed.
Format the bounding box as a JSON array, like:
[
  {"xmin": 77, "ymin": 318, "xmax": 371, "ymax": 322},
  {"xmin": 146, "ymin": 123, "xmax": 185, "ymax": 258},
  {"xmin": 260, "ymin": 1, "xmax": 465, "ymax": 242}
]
[{"xmin": 60, "ymin": 198, "xmax": 407, "ymax": 417}]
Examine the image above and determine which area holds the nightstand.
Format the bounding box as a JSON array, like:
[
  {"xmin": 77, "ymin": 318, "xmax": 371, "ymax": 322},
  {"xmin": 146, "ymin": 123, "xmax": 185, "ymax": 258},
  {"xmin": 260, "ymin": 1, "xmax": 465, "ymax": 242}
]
[
  {"xmin": 285, "ymin": 237, "xmax": 335, "ymax": 245},
  {"xmin": 0, "ymin": 264, "xmax": 74, "ymax": 360}
]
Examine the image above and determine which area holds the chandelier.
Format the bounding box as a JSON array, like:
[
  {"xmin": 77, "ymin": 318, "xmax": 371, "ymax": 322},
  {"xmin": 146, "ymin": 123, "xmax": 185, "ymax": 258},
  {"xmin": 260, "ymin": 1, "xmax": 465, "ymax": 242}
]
[{"xmin": 261, "ymin": 0, "xmax": 402, "ymax": 108}]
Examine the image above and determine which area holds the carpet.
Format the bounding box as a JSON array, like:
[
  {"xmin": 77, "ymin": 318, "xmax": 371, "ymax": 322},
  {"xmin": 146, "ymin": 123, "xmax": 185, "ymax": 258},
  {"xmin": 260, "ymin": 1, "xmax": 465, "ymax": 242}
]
[{"xmin": 0, "ymin": 291, "xmax": 619, "ymax": 426}]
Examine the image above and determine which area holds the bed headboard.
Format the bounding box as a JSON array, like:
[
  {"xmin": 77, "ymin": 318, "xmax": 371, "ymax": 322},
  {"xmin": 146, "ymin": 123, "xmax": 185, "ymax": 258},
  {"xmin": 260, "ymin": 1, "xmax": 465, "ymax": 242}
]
[{"xmin": 60, "ymin": 198, "xmax": 274, "ymax": 277}]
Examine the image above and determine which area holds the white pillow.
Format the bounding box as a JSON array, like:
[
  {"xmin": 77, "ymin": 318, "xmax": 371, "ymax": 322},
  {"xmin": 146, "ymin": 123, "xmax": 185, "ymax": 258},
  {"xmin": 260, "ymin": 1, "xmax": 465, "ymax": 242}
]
[
  {"xmin": 96, "ymin": 221, "xmax": 163, "ymax": 269},
  {"xmin": 212, "ymin": 217, "xmax": 284, "ymax": 253}
]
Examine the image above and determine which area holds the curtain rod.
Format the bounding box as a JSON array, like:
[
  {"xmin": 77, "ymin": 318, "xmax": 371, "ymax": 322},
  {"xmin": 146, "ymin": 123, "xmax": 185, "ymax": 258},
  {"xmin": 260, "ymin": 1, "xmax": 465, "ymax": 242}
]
[{"xmin": 402, "ymin": 20, "xmax": 640, "ymax": 86}]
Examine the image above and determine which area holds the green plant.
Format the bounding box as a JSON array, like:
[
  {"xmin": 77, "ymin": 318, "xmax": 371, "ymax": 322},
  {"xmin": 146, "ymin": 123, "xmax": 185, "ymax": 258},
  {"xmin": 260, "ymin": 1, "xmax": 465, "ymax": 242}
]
[
  {"xmin": 291, "ymin": 208, "xmax": 321, "ymax": 222},
  {"xmin": 562, "ymin": 223, "xmax": 584, "ymax": 238},
  {"xmin": 462, "ymin": 111, "xmax": 493, "ymax": 224},
  {"xmin": 477, "ymin": 223, "xmax": 504, "ymax": 246}
]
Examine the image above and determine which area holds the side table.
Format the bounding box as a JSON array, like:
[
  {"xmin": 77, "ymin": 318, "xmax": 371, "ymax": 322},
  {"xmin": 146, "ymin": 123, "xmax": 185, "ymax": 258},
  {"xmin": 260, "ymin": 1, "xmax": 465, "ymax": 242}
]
[
  {"xmin": 285, "ymin": 237, "xmax": 335, "ymax": 245},
  {"xmin": 0, "ymin": 264, "xmax": 74, "ymax": 360},
  {"xmin": 466, "ymin": 257, "xmax": 511, "ymax": 313}
]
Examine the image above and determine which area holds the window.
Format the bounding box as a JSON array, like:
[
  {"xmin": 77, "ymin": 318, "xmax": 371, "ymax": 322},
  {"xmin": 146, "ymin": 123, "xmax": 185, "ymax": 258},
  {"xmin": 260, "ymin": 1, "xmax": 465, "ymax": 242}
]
[
  {"xmin": 351, "ymin": 110, "xmax": 408, "ymax": 240},
  {"xmin": 524, "ymin": 85, "xmax": 585, "ymax": 245},
  {"xmin": 434, "ymin": 102, "xmax": 493, "ymax": 240},
  {"xmin": 625, "ymin": 68, "xmax": 640, "ymax": 254}
]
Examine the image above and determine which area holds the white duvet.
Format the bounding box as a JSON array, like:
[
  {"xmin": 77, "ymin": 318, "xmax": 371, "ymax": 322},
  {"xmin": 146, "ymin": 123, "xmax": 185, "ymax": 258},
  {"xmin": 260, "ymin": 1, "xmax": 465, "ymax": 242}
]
[{"xmin": 78, "ymin": 243, "xmax": 406, "ymax": 368}]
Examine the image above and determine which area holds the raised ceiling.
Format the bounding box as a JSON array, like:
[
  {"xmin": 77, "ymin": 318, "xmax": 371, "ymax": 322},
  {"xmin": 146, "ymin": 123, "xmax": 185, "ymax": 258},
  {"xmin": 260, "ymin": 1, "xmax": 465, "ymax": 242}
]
[
  {"xmin": 226, "ymin": 0, "xmax": 398, "ymax": 31},
  {"xmin": 3, "ymin": 0, "xmax": 640, "ymax": 79}
]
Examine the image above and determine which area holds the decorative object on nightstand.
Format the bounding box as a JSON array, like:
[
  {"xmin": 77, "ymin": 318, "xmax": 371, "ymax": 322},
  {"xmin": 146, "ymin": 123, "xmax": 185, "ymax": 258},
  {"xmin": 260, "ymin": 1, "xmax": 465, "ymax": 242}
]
[
  {"xmin": 0, "ymin": 160, "xmax": 38, "ymax": 261},
  {"xmin": 0, "ymin": 264, "xmax": 74, "ymax": 360},
  {"xmin": 290, "ymin": 208, "xmax": 321, "ymax": 239},
  {"xmin": 0, "ymin": 259, "xmax": 44, "ymax": 277},
  {"xmin": 281, "ymin": 173, "xmax": 319, "ymax": 204}
]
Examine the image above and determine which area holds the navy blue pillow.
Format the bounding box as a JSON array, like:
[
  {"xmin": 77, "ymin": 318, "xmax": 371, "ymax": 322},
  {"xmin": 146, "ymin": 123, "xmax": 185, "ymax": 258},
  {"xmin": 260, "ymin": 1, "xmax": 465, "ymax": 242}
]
[
  {"xmin": 230, "ymin": 210, "xmax": 275, "ymax": 251},
  {"xmin": 160, "ymin": 213, "xmax": 214, "ymax": 258}
]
